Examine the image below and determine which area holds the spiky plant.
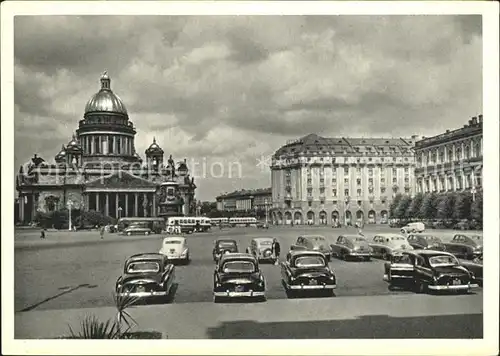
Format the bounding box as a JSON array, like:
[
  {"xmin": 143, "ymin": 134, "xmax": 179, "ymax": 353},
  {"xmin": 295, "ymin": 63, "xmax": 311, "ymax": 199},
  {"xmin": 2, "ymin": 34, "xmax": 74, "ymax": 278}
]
[
  {"xmin": 112, "ymin": 291, "xmax": 140, "ymax": 337},
  {"xmin": 67, "ymin": 315, "xmax": 120, "ymax": 339}
]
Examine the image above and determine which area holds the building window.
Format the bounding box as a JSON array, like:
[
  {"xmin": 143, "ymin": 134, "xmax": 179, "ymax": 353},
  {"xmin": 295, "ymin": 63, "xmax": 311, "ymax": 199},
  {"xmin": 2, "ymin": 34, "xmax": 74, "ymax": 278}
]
[
  {"xmin": 357, "ymin": 189, "xmax": 362, "ymax": 197},
  {"xmin": 381, "ymin": 178, "xmax": 385, "ymax": 184},
  {"xmin": 381, "ymin": 187, "xmax": 386, "ymax": 194},
  {"xmin": 368, "ymin": 168, "xmax": 373, "ymax": 176},
  {"xmin": 357, "ymin": 178, "xmax": 361, "ymax": 185},
  {"xmin": 344, "ymin": 189, "xmax": 349, "ymax": 197},
  {"xmin": 475, "ymin": 142, "xmax": 481, "ymax": 157},
  {"xmin": 465, "ymin": 146, "xmax": 471, "ymax": 159},
  {"xmin": 308, "ymin": 201, "xmax": 312, "ymax": 207},
  {"xmin": 439, "ymin": 150, "xmax": 444, "ymax": 163},
  {"xmin": 476, "ymin": 175, "xmax": 482, "ymax": 186},
  {"xmin": 404, "ymin": 187, "xmax": 410, "ymax": 193},
  {"xmin": 332, "ymin": 189, "xmax": 337, "ymax": 196},
  {"xmin": 392, "ymin": 168, "xmax": 397, "ymax": 176},
  {"xmin": 320, "ymin": 187, "xmax": 325, "ymax": 194},
  {"xmin": 307, "ymin": 178, "xmax": 312, "ymax": 185},
  {"xmin": 404, "ymin": 167, "xmax": 409, "ymax": 173},
  {"xmin": 448, "ymin": 149, "xmax": 453, "ymax": 161},
  {"xmin": 404, "ymin": 177, "xmax": 409, "ymax": 183},
  {"xmin": 356, "ymin": 168, "xmax": 361, "ymax": 175},
  {"xmin": 368, "ymin": 178, "xmax": 373, "ymax": 185},
  {"xmin": 332, "ymin": 178, "xmax": 337, "ymax": 184},
  {"xmin": 344, "ymin": 167, "xmax": 349, "ymax": 175},
  {"xmin": 392, "ymin": 177, "xmax": 397, "ymax": 183}
]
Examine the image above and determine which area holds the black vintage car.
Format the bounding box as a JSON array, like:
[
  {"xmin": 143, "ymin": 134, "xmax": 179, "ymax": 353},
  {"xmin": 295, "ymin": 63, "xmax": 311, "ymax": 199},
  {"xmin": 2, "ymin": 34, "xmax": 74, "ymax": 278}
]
[
  {"xmin": 115, "ymin": 253, "xmax": 176, "ymax": 301},
  {"xmin": 212, "ymin": 239, "xmax": 239, "ymax": 262},
  {"xmin": 407, "ymin": 233, "xmax": 446, "ymax": 251},
  {"xmin": 213, "ymin": 253, "xmax": 266, "ymax": 302},
  {"xmin": 383, "ymin": 250, "xmax": 478, "ymax": 294},
  {"xmin": 443, "ymin": 234, "xmax": 483, "ymax": 259},
  {"xmin": 281, "ymin": 250, "xmax": 336, "ymax": 297},
  {"xmin": 460, "ymin": 254, "xmax": 483, "ymax": 286}
]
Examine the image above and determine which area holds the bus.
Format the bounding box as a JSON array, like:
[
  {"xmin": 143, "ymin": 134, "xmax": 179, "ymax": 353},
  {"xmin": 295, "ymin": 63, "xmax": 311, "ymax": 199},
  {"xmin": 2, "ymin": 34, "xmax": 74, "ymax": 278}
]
[
  {"xmin": 210, "ymin": 217, "xmax": 229, "ymax": 226},
  {"xmin": 229, "ymin": 217, "xmax": 258, "ymax": 227},
  {"xmin": 117, "ymin": 217, "xmax": 165, "ymax": 234},
  {"xmin": 165, "ymin": 216, "xmax": 211, "ymax": 234}
]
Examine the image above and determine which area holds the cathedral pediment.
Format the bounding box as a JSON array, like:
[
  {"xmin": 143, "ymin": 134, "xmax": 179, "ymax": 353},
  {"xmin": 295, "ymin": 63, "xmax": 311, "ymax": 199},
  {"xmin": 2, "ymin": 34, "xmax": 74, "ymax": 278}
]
[{"xmin": 85, "ymin": 171, "xmax": 158, "ymax": 189}]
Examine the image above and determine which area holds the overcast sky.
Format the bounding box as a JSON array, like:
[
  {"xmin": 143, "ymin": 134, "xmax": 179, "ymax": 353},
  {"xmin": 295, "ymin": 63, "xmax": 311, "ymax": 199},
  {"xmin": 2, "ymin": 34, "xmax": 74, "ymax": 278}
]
[{"xmin": 14, "ymin": 15, "xmax": 482, "ymax": 201}]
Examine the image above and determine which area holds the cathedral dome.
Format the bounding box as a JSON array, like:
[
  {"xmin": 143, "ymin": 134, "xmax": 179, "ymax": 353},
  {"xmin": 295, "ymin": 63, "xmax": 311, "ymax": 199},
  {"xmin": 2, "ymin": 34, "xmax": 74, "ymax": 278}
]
[
  {"xmin": 145, "ymin": 137, "xmax": 164, "ymax": 155},
  {"xmin": 84, "ymin": 72, "xmax": 128, "ymax": 115}
]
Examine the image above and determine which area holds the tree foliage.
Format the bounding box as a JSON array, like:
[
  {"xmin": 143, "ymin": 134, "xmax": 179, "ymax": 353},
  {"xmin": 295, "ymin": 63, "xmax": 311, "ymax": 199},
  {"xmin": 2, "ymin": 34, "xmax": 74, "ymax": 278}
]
[
  {"xmin": 436, "ymin": 192, "xmax": 457, "ymax": 220},
  {"xmin": 406, "ymin": 193, "xmax": 424, "ymax": 219},
  {"xmin": 419, "ymin": 193, "xmax": 438, "ymax": 220},
  {"xmin": 394, "ymin": 195, "xmax": 412, "ymax": 219},
  {"xmin": 389, "ymin": 193, "xmax": 403, "ymax": 218},
  {"xmin": 471, "ymin": 188, "xmax": 483, "ymax": 224},
  {"xmin": 453, "ymin": 192, "xmax": 473, "ymax": 220}
]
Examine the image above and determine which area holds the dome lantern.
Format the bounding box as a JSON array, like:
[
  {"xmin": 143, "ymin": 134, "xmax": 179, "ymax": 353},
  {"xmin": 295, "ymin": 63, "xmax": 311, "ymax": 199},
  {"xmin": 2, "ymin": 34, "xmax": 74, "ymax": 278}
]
[
  {"xmin": 100, "ymin": 71, "xmax": 111, "ymax": 90},
  {"xmin": 84, "ymin": 72, "xmax": 128, "ymax": 115}
]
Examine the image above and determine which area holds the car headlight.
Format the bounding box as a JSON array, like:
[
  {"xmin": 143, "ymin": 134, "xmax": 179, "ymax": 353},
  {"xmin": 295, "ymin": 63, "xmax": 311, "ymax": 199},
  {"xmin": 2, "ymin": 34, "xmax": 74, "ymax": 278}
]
[
  {"xmin": 290, "ymin": 276, "xmax": 296, "ymax": 281},
  {"xmin": 329, "ymin": 275, "xmax": 335, "ymax": 280}
]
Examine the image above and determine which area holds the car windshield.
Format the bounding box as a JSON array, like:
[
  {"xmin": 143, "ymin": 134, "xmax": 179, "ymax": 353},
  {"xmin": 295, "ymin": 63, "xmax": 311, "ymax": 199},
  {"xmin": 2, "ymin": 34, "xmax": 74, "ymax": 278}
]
[
  {"xmin": 312, "ymin": 236, "xmax": 325, "ymax": 241},
  {"xmin": 259, "ymin": 241, "xmax": 272, "ymax": 246},
  {"xmin": 429, "ymin": 255, "xmax": 458, "ymax": 267},
  {"xmin": 222, "ymin": 261, "xmax": 255, "ymax": 273},
  {"xmin": 164, "ymin": 240, "xmax": 182, "ymax": 244},
  {"xmin": 218, "ymin": 241, "xmax": 236, "ymax": 247},
  {"xmin": 423, "ymin": 235, "xmax": 439, "ymax": 241},
  {"xmin": 295, "ymin": 256, "xmax": 325, "ymax": 268},
  {"xmin": 126, "ymin": 261, "xmax": 160, "ymax": 273}
]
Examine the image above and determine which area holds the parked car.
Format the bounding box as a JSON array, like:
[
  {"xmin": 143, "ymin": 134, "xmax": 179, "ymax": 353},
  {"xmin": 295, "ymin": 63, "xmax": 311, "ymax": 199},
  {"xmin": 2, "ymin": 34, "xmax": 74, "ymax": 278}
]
[
  {"xmin": 460, "ymin": 254, "xmax": 483, "ymax": 286},
  {"xmin": 369, "ymin": 233, "xmax": 413, "ymax": 260},
  {"xmin": 330, "ymin": 234, "xmax": 373, "ymax": 261},
  {"xmin": 443, "ymin": 234, "xmax": 483, "ymax": 260},
  {"xmin": 383, "ymin": 250, "xmax": 478, "ymax": 294},
  {"xmin": 213, "ymin": 253, "xmax": 266, "ymax": 302},
  {"xmin": 159, "ymin": 236, "xmax": 190, "ymax": 264},
  {"xmin": 406, "ymin": 233, "xmax": 446, "ymax": 251},
  {"xmin": 290, "ymin": 235, "xmax": 332, "ymax": 261},
  {"xmin": 400, "ymin": 222, "xmax": 425, "ymax": 234},
  {"xmin": 246, "ymin": 237, "xmax": 277, "ymax": 263},
  {"xmin": 453, "ymin": 220, "xmax": 475, "ymax": 230},
  {"xmin": 115, "ymin": 253, "xmax": 175, "ymax": 300},
  {"xmin": 281, "ymin": 250, "xmax": 336, "ymax": 297},
  {"xmin": 256, "ymin": 222, "xmax": 269, "ymax": 229},
  {"xmin": 212, "ymin": 238, "xmax": 239, "ymax": 262},
  {"xmin": 122, "ymin": 223, "xmax": 152, "ymax": 236}
]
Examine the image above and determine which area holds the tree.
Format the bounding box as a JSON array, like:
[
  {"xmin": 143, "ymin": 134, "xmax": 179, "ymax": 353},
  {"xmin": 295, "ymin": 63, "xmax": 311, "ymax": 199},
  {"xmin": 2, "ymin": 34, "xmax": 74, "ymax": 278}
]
[
  {"xmin": 471, "ymin": 188, "xmax": 483, "ymax": 225},
  {"xmin": 419, "ymin": 192, "xmax": 438, "ymax": 220},
  {"xmin": 453, "ymin": 192, "xmax": 473, "ymax": 220},
  {"xmin": 394, "ymin": 195, "xmax": 412, "ymax": 219},
  {"xmin": 406, "ymin": 193, "xmax": 424, "ymax": 219},
  {"xmin": 389, "ymin": 193, "xmax": 403, "ymax": 218},
  {"xmin": 436, "ymin": 192, "xmax": 457, "ymax": 221}
]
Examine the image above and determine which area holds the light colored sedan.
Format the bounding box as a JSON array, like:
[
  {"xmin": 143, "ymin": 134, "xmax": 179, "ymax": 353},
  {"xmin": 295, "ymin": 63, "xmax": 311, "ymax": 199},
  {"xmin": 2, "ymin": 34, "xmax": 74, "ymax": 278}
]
[
  {"xmin": 369, "ymin": 233, "xmax": 413, "ymax": 260},
  {"xmin": 246, "ymin": 237, "xmax": 277, "ymax": 263},
  {"xmin": 331, "ymin": 235, "xmax": 373, "ymax": 261},
  {"xmin": 159, "ymin": 236, "xmax": 190, "ymax": 264}
]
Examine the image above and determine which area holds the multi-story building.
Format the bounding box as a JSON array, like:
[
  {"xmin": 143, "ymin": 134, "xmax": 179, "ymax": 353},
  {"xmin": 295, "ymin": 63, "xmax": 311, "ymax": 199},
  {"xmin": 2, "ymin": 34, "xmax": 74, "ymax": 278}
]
[
  {"xmin": 216, "ymin": 188, "xmax": 272, "ymax": 215},
  {"xmin": 414, "ymin": 115, "xmax": 483, "ymax": 194},
  {"xmin": 15, "ymin": 72, "xmax": 197, "ymax": 224},
  {"xmin": 270, "ymin": 134, "xmax": 417, "ymax": 225}
]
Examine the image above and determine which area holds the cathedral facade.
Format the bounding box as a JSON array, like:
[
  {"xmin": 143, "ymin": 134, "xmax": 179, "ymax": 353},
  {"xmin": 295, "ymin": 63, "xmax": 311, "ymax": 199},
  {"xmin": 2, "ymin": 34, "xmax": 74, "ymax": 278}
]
[{"xmin": 15, "ymin": 72, "xmax": 196, "ymax": 224}]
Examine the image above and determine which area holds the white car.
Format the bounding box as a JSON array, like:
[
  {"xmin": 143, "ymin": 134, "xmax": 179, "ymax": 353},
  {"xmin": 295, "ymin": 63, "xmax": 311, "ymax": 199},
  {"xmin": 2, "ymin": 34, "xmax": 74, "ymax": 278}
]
[
  {"xmin": 159, "ymin": 236, "xmax": 190, "ymax": 264},
  {"xmin": 400, "ymin": 222, "xmax": 425, "ymax": 234}
]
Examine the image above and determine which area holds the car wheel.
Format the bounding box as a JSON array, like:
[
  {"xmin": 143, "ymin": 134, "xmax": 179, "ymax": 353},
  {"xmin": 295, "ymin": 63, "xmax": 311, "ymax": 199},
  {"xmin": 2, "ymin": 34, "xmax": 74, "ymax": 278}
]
[
  {"xmin": 127, "ymin": 232, "xmax": 132, "ymax": 236},
  {"xmin": 145, "ymin": 231, "xmax": 149, "ymax": 236}
]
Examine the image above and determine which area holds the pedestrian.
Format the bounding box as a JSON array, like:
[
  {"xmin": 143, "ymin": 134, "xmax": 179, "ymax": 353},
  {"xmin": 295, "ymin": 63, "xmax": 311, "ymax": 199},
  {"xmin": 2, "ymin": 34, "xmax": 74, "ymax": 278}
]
[
  {"xmin": 272, "ymin": 239, "xmax": 281, "ymax": 265},
  {"xmin": 100, "ymin": 226, "xmax": 104, "ymax": 239},
  {"xmin": 40, "ymin": 228, "xmax": 45, "ymax": 239}
]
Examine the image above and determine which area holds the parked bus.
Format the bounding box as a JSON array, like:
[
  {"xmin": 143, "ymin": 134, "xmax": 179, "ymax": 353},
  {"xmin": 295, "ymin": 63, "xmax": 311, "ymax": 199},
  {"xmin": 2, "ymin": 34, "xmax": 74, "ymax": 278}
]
[
  {"xmin": 117, "ymin": 217, "xmax": 165, "ymax": 234},
  {"xmin": 166, "ymin": 216, "xmax": 211, "ymax": 234},
  {"xmin": 210, "ymin": 217, "xmax": 229, "ymax": 226},
  {"xmin": 229, "ymin": 217, "xmax": 258, "ymax": 227}
]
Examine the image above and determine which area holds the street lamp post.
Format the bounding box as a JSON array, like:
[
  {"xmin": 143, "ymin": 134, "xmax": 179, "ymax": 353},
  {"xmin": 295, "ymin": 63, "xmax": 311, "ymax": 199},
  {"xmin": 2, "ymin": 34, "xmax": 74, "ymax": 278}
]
[
  {"xmin": 264, "ymin": 199, "xmax": 269, "ymax": 225},
  {"xmin": 118, "ymin": 206, "xmax": 123, "ymax": 219},
  {"xmin": 67, "ymin": 200, "xmax": 73, "ymax": 231},
  {"xmin": 471, "ymin": 187, "xmax": 476, "ymax": 202}
]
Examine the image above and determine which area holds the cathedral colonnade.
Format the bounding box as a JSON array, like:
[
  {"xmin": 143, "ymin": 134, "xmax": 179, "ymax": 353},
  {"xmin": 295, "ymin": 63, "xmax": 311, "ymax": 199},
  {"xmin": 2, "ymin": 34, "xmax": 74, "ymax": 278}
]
[{"xmin": 83, "ymin": 189, "xmax": 158, "ymax": 218}]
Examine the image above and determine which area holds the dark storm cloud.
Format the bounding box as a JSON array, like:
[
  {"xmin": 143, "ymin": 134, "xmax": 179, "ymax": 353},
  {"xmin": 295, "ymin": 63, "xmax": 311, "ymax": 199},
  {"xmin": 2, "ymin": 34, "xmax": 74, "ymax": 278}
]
[{"xmin": 13, "ymin": 15, "xmax": 482, "ymax": 200}]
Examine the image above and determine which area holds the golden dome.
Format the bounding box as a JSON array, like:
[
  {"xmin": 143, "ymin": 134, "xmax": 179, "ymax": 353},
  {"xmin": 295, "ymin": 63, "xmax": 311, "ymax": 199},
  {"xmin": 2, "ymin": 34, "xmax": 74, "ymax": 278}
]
[{"xmin": 84, "ymin": 72, "xmax": 128, "ymax": 115}]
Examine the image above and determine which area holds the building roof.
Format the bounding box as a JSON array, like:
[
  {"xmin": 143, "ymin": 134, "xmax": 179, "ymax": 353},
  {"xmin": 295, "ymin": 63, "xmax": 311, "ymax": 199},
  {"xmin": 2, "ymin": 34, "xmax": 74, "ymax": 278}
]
[
  {"xmin": 216, "ymin": 187, "xmax": 271, "ymax": 200},
  {"xmin": 274, "ymin": 133, "xmax": 416, "ymax": 158},
  {"xmin": 84, "ymin": 72, "xmax": 128, "ymax": 116},
  {"xmin": 414, "ymin": 115, "xmax": 483, "ymax": 149}
]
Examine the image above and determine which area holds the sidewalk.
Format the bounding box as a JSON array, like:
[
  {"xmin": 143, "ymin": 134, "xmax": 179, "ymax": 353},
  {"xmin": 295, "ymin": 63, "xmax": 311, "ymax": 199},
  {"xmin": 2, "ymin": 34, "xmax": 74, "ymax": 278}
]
[{"xmin": 15, "ymin": 293, "xmax": 482, "ymax": 339}]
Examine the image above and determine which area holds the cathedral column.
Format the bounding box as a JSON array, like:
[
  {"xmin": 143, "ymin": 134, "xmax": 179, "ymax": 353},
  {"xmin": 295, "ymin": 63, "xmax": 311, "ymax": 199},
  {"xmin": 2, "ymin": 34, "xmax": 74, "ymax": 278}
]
[
  {"xmin": 143, "ymin": 193, "xmax": 148, "ymax": 217},
  {"xmin": 96, "ymin": 192, "xmax": 100, "ymax": 212},
  {"xmin": 134, "ymin": 193, "xmax": 138, "ymax": 217},
  {"xmin": 152, "ymin": 193, "xmax": 156, "ymax": 217},
  {"xmin": 91, "ymin": 136, "xmax": 95, "ymax": 154},
  {"xmin": 31, "ymin": 194, "xmax": 37, "ymax": 221},
  {"xmin": 105, "ymin": 193, "xmax": 109, "ymax": 217},
  {"xmin": 125, "ymin": 194, "xmax": 129, "ymax": 218},
  {"xmin": 115, "ymin": 193, "xmax": 119, "ymax": 218}
]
